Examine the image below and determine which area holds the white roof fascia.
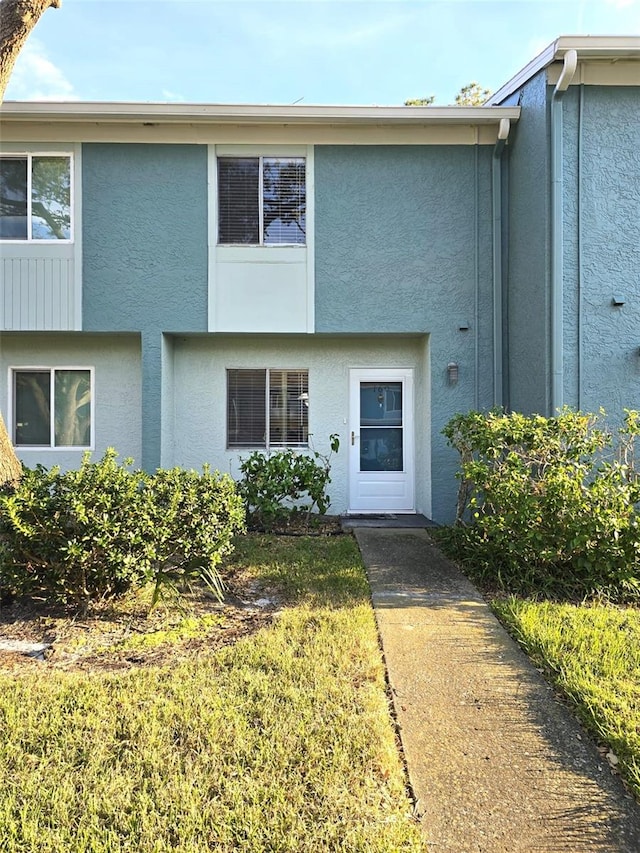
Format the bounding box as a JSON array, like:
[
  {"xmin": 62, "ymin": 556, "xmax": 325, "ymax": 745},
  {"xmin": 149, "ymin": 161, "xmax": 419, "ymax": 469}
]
[
  {"xmin": 0, "ymin": 100, "xmax": 519, "ymax": 127},
  {"xmin": 486, "ymin": 35, "xmax": 640, "ymax": 105}
]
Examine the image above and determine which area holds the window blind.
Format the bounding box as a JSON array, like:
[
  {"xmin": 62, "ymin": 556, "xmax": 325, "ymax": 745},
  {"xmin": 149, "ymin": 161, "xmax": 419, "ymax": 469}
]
[
  {"xmin": 263, "ymin": 158, "xmax": 306, "ymax": 245},
  {"xmin": 218, "ymin": 158, "xmax": 260, "ymax": 244},
  {"xmin": 217, "ymin": 156, "xmax": 305, "ymax": 246},
  {"xmin": 227, "ymin": 369, "xmax": 308, "ymax": 449},
  {"xmin": 227, "ymin": 369, "xmax": 266, "ymax": 447},
  {"xmin": 269, "ymin": 369, "xmax": 308, "ymax": 446}
]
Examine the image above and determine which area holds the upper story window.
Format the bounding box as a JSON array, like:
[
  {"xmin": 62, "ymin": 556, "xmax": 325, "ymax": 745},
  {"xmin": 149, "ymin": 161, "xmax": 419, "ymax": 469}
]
[
  {"xmin": 218, "ymin": 156, "xmax": 306, "ymax": 246},
  {"xmin": 0, "ymin": 153, "xmax": 72, "ymax": 241}
]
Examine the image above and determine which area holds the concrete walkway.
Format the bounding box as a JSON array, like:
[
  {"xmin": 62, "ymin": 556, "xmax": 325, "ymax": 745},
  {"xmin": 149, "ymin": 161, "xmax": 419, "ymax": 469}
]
[{"xmin": 354, "ymin": 528, "xmax": 640, "ymax": 852}]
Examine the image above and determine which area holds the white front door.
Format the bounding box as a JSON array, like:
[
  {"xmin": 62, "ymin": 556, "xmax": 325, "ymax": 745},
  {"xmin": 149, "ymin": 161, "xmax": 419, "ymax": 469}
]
[{"xmin": 348, "ymin": 368, "xmax": 415, "ymax": 513}]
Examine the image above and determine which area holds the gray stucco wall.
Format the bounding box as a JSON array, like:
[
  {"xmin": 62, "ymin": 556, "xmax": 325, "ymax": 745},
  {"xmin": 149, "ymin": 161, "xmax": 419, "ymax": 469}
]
[
  {"xmin": 0, "ymin": 332, "xmax": 142, "ymax": 469},
  {"xmin": 562, "ymin": 85, "xmax": 640, "ymax": 419},
  {"xmin": 81, "ymin": 143, "xmax": 208, "ymax": 468},
  {"xmin": 314, "ymin": 144, "xmax": 495, "ymax": 521},
  {"xmin": 503, "ymin": 71, "xmax": 551, "ymax": 416}
]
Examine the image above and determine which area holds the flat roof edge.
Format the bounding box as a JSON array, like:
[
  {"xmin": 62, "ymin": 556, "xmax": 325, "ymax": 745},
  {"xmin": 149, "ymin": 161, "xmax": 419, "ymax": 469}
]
[{"xmin": 0, "ymin": 101, "xmax": 520, "ymax": 126}]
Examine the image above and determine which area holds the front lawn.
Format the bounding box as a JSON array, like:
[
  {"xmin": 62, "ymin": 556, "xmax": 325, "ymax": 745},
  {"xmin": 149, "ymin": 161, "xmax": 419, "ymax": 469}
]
[
  {"xmin": 0, "ymin": 535, "xmax": 423, "ymax": 852},
  {"xmin": 493, "ymin": 598, "xmax": 640, "ymax": 800}
]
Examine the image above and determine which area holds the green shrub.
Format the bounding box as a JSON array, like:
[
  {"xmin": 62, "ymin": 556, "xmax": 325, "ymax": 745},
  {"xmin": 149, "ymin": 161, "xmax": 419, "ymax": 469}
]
[
  {"xmin": 238, "ymin": 435, "xmax": 339, "ymax": 530},
  {"xmin": 145, "ymin": 466, "xmax": 245, "ymax": 603},
  {"xmin": 0, "ymin": 450, "xmax": 245, "ymax": 605},
  {"xmin": 438, "ymin": 409, "xmax": 640, "ymax": 601}
]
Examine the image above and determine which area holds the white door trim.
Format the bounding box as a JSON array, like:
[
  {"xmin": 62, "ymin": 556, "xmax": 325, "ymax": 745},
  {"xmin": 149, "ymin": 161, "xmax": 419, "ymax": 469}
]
[{"xmin": 348, "ymin": 367, "xmax": 415, "ymax": 514}]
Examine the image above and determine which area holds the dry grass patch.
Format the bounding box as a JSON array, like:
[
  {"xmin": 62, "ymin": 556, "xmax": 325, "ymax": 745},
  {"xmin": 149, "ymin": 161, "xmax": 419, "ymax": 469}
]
[{"xmin": 0, "ymin": 534, "xmax": 424, "ymax": 852}]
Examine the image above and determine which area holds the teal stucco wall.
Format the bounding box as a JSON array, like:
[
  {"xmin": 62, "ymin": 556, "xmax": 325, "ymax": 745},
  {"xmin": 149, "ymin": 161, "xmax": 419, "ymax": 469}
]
[
  {"xmin": 82, "ymin": 143, "xmax": 208, "ymax": 469},
  {"xmin": 502, "ymin": 71, "xmax": 551, "ymax": 416},
  {"xmin": 314, "ymin": 144, "xmax": 495, "ymax": 522},
  {"xmin": 561, "ymin": 85, "xmax": 640, "ymax": 420}
]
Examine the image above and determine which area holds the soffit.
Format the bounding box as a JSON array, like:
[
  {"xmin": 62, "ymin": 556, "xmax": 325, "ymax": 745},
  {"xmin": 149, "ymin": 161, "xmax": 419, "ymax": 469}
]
[{"xmin": 0, "ymin": 102, "xmax": 519, "ymax": 145}]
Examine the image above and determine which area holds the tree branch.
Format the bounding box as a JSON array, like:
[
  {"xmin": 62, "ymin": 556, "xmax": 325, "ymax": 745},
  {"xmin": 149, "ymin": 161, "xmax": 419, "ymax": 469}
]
[{"xmin": 0, "ymin": 0, "xmax": 62, "ymax": 103}]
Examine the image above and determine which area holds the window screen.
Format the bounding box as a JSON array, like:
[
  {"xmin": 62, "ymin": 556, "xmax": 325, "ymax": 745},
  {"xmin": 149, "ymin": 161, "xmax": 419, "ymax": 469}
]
[
  {"xmin": 0, "ymin": 155, "xmax": 71, "ymax": 241},
  {"xmin": 13, "ymin": 368, "xmax": 91, "ymax": 448},
  {"xmin": 218, "ymin": 156, "xmax": 305, "ymax": 246},
  {"xmin": 227, "ymin": 369, "xmax": 308, "ymax": 448},
  {"xmin": 218, "ymin": 158, "xmax": 260, "ymax": 244}
]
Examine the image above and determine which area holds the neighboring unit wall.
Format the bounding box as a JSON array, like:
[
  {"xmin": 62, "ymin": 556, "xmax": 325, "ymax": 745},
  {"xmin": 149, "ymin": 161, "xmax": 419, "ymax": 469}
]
[
  {"xmin": 503, "ymin": 71, "xmax": 551, "ymax": 415},
  {"xmin": 314, "ymin": 144, "xmax": 495, "ymax": 521},
  {"xmin": 169, "ymin": 334, "xmax": 430, "ymax": 518},
  {"xmin": 0, "ymin": 332, "xmax": 142, "ymax": 469},
  {"xmin": 561, "ymin": 85, "xmax": 640, "ymax": 419},
  {"xmin": 0, "ymin": 144, "xmax": 82, "ymax": 332}
]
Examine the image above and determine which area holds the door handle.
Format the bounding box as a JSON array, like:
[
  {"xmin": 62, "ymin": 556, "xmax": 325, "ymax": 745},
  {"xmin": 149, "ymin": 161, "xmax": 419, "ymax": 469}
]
[{"xmin": 351, "ymin": 431, "xmax": 355, "ymax": 445}]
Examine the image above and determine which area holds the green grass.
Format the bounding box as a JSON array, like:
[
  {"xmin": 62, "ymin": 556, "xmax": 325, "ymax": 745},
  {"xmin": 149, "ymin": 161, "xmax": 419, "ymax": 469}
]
[
  {"xmin": 493, "ymin": 597, "xmax": 640, "ymax": 799},
  {"xmin": 0, "ymin": 535, "xmax": 423, "ymax": 852}
]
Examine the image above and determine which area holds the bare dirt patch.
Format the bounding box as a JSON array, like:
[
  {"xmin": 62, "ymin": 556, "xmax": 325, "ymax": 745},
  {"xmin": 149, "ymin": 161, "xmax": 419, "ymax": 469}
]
[{"xmin": 0, "ymin": 566, "xmax": 280, "ymax": 675}]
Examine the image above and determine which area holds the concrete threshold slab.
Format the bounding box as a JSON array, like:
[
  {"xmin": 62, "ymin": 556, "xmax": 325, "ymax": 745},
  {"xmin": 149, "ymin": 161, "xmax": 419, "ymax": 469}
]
[
  {"xmin": 341, "ymin": 513, "xmax": 436, "ymax": 530},
  {"xmin": 355, "ymin": 528, "xmax": 640, "ymax": 853}
]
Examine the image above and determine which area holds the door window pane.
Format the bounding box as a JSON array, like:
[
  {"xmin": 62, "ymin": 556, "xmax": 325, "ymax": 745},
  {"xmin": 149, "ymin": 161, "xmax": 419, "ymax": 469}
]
[
  {"xmin": 14, "ymin": 371, "xmax": 51, "ymax": 446},
  {"xmin": 0, "ymin": 158, "xmax": 28, "ymax": 239},
  {"xmin": 360, "ymin": 382, "xmax": 402, "ymax": 426},
  {"xmin": 360, "ymin": 427, "xmax": 403, "ymax": 472},
  {"xmin": 31, "ymin": 156, "xmax": 71, "ymax": 240},
  {"xmin": 55, "ymin": 369, "xmax": 91, "ymax": 446}
]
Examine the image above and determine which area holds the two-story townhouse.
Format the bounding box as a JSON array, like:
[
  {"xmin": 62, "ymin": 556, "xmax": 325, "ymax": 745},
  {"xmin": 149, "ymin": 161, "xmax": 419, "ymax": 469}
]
[{"xmin": 1, "ymin": 36, "xmax": 639, "ymax": 524}]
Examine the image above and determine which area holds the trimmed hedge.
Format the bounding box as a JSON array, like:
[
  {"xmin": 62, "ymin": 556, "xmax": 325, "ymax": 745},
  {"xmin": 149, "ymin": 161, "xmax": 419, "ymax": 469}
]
[{"xmin": 0, "ymin": 449, "xmax": 245, "ymax": 604}]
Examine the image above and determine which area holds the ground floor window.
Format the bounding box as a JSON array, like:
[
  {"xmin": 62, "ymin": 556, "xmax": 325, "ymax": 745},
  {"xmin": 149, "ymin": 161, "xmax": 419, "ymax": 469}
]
[
  {"xmin": 12, "ymin": 367, "xmax": 92, "ymax": 448},
  {"xmin": 227, "ymin": 368, "xmax": 308, "ymax": 449}
]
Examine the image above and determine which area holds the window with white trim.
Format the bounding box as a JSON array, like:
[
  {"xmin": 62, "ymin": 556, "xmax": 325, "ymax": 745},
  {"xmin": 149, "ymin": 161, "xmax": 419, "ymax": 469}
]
[
  {"xmin": 0, "ymin": 153, "xmax": 72, "ymax": 241},
  {"xmin": 12, "ymin": 368, "xmax": 92, "ymax": 448},
  {"xmin": 217, "ymin": 157, "xmax": 306, "ymax": 245},
  {"xmin": 227, "ymin": 369, "xmax": 309, "ymax": 448}
]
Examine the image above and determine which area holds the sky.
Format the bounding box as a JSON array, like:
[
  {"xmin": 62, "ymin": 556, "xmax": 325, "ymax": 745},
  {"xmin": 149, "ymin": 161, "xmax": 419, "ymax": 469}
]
[{"xmin": 3, "ymin": 0, "xmax": 640, "ymax": 106}]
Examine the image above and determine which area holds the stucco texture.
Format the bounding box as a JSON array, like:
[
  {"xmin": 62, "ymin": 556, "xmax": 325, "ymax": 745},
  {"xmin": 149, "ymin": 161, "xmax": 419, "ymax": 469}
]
[
  {"xmin": 562, "ymin": 85, "xmax": 640, "ymax": 419},
  {"xmin": 503, "ymin": 71, "xmax": 551, "ymax": 415},
  {"xmin": 0, "ymin": 333, "xmax": 142, "ymax": 470},
  {"xmin": 167, "ymin": 334, "xmax": 433, "ymax": 519},
  {"xmin": 81, "ymin": 143, "xmax": 208, "ymax": 468},
  {"xmin": 314, "ymin": 145, "xmax": 495, "ymax": 520}
]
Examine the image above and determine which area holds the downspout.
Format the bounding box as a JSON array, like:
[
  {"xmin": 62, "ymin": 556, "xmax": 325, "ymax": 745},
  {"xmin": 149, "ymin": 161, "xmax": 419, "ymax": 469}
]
[
  {"xmin": 474, "ymin": 144, "xmax": 479, "ymax": 410},
  {"xmin": 550, "ymin": 49, "xmax": 578, "ymax": 413},
  {"xmin": 492, "ymin": 117, "xmax": 511, "ymax": 408},
  {"xmin": 577, "ymin": 84, "xmax": 584, "ymax": 410}
]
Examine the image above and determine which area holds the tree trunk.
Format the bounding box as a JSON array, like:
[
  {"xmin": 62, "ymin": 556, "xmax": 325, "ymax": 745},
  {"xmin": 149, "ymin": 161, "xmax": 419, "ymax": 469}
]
[
  {"xmin": 0, "ymin": 0, "xmax": 61, "ymax": 481},
  {"xmin": 0, "ymin": 412, "xmax": 21, "ymax": 487},
  {"xmin": 0, "ymin": 0, "xmax": 62, "ymax": 102}
]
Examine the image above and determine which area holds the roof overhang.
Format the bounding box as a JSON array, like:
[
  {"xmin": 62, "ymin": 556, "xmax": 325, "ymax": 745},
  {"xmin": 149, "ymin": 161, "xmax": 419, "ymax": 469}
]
[
  {"xmin": 0, "ymin": 101, "xmax": 520, "ymax": 146},
  {"xmin": 0, "ymin": 100, "xmax": 519, "ymax": 125},
  {"xmin": 487, "ymin": 35, "xmax": 640, "ymax": 105}
]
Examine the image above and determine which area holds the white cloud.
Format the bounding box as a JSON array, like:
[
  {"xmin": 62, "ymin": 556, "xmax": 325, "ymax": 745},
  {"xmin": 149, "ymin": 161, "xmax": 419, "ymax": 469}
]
[
  {"xmin": 240, "ymin": 6, "xmax": 415, "ymax": 52},
  {"xmin": 4, "ymin": 39, "xmax": 78, "ymax": 101},
  {"xmin": 604, "ymin": 0, "xmax": 637, "ymax": 9},
  {"xmin": 161, "ymin": 89, "xmax": 186, "ymax": 102}
]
